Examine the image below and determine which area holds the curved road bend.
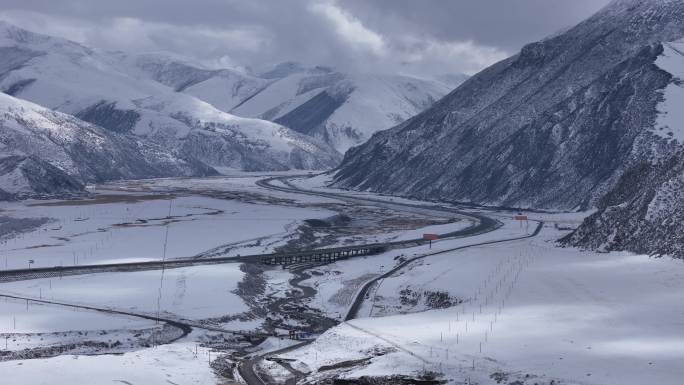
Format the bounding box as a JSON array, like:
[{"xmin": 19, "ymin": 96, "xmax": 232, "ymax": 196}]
[
  {"xmin": 238, "ymin": 340, "xmax": 310, "ymax": 385},
  {"xmin": 0, "ymin": 176, "xmax": 502, "ymax": 283},
  {"xmin": 344, "ymin": 220, "xmax": 544, "ymax": 320},
  {"xmin": 239, "ymin": 220, "xmax": 545, "ymax": 384},
  {"xmin": 256, "ymin": 176, "xmax": 502, "ymax": 239},
  {"xmin": 237, "ymin": 176, "xmax": 544, "ymax": 384},
  {"xmin": 0, "ymin": 175, "xmax": 532, "ymax": 384}
]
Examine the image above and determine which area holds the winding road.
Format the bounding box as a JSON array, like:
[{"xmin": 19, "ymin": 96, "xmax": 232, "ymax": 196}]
[
  {"xmin": 0, "ymin": 177, "xmax": 501, "ymax": 283},
  {"xmin": 0, "ymin": 174, "xmax": 543, "ymax": 384},
  {"xmin": 237, "ymin": 175, "xmax": 544, "ymax": 384}
]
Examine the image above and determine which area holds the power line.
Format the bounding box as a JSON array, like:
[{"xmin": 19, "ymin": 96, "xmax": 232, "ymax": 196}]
[{"xmin": 156, "ymin": 199, "xmax": 173, "ymax": 329}]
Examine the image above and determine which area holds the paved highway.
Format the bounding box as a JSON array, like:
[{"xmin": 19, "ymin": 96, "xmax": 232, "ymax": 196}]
[
  {"xmin": 1, "ymin": 174, "xmax": 538, "ymax": 385},
  {"xmin": 236, "ymin": 176, "xmax": 543, "ymax": 384},
  {"xmin": 0, "ymin": 176, "xmax": 502, "ymax": 283},
  {"xmin": 255, "ymin": 176, "xmax": 502, "ymax": 238},
  {"xmin": 344, "ymin": 220, "xmax": 544, "ymax": 321},
  {"xmin": 238, "ymin": 341, "xmax": 310, "ymax": 385}
]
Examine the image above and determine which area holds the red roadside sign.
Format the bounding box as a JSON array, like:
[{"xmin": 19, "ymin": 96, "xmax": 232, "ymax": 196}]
[
  {"xmin": 423, "ymin": 234, "xmax": 439, "ymax": 240},
  {"xmin": 514, "ymin": 215, "xmax": 528, "ymax": 221}
]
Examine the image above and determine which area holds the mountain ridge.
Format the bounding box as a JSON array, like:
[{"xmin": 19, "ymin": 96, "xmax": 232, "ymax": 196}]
[
  {"xmin": 0, "ymin": 91, "xmax": 215, "ymax": 198},
  {"xmin": 332, "ymin": 0, "xmax": 684, "ymax": 257},
  {"xmin": 332, "ymin": 0, "xmax": 684, "ymax": 208},
  {"xmin": 0, "ymin": 21, "xmax": 341, "ymax": 173},
  {"xmin": 130, "ymin": 55, "xmax": 462, "ymax": 153}
]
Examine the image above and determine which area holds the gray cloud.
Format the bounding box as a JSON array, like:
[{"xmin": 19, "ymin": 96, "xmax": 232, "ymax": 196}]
[{"xmin": 0, "ymin": 0, "xmax": 611, "ymax": 76}]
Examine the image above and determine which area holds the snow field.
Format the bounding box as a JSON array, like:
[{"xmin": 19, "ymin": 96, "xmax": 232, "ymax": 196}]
[
  {"xmin": 0, "ymin": 341, "xmax": 221, "ymax": 385},
  {"xmin": 281, "ymin": 225, "xmax": 684, "ymax": 385},
  {"xmin": 0, "ymin": 296, "xmax": 155, "ymax": 334},
  {"xmin": 298, "ymin": 217, "xmax": 533, "ymax": 321},
  {"xmin": 0, "ymin": 263, "xmax": 248, "ymax": 321},
  {"xmin": 0, "ymin": 191, "xmax": 335, "ymax": 269},
  {"xmin": 655, "ymin": 39, "xmax": 684, "ymax": 142}
]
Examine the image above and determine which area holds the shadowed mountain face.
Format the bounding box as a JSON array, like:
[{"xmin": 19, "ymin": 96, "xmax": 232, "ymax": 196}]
[
  {"xmin": 332, "ymin": 0, "xmax": 684, "ymax": 257},
  {"xmin": 333, "ymin": 0, "xmax": 684, "ymax": 210},
  {"xmin": 562, "ymin": 150, "xmax": 684, "ymax": 257},
  {"xmin": 0, "ymin": 154, "xmax": 83, "ymax": 198}
]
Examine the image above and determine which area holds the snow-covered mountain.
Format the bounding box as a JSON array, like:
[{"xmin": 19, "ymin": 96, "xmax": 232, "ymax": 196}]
[
  {"xmin": 240, "ymin": 66, "xmax": 459, "ymax": 152},
  {"xmin": 332, "ymin": 0, "xmax": 684, "ymax": 256},
  {"xmin": 0, "ymin": 21, "xmax": 340, "ymax": 172},
  {"xmin": 116, "ymin": 52, "xmax": 271, "ymax": 113},
  {"xmin": 127, "ymin": 55, "xmax": 460, "ymax": 153},
  {"xmin": 0, "ymin": 92, "xmax": 214, "ymax": 198},
  {"xmin": 563, "ymin": 36, "xmax": 684, "ymax": 257}
]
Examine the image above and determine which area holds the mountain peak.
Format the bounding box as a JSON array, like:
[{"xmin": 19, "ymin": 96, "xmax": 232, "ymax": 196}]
[
  {"xmin": 258, "ymin": 61, "xmax": 309, "ymax": 79},
  {"xmin": 332, "ymin": 0, "xmax": 684, "ymax": 210},
  {"xmin": 0, "ymin": 19, "xmax": 92, "ymax": 57},
  {"xmin": 0, "ymin": 20, "xmax": 48, "ymax": 45},
  {"xmin": 598, "ymin": 0, "xmax": 684, "ymax": 25}
]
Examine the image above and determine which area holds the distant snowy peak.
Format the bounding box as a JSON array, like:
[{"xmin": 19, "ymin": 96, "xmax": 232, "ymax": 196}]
[
  {"xmin": 0, "ymin": 20, "xmax": 71, "ymax": 49},
  {"xmin": 128, "ymin": 53, "xmax": 221, "ymax": 91},
  {"xmin": 259, "ymin": 61, "xmax": 307, "ymax": 79},
  {"xmin": 434, "ymin": 73, "xmax": 471, "ymax": 88},
  {"xmin": 257, "ymin": 61, "xmax": 330, "ymax": 79},
  {"xmin": 227, "ymin": 68, "xmax": 460, "ymax": 152},
  {"xmin": 126, "ymin": 55, "xmax": 464, "ymax": 153},
  {"xmin": 0, "ymin": 92, "xmax": 215, "ymax": 198},
  {"xmin": 0, "ymin": 21, "xmax": 341, "ymax": 172}
]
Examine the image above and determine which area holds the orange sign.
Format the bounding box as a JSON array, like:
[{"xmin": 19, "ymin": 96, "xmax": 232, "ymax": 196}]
[
  {"xmin": 514, "ymin": 215, "xmax": 528, "ymax": 221},
  {"xmin": 423, "ymin": 234, "xmax": 439, "ymax": 241}
]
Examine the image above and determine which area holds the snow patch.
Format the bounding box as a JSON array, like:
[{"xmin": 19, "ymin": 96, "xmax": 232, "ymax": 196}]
[{"xmin": 654, "ymin": 40, "xmax": 684, "ymax": 142}]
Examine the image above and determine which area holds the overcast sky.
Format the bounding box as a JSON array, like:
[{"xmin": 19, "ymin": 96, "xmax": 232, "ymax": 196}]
[{"xmin": 0, "ymin": 0, "xmax": 612, "ymax": 77}]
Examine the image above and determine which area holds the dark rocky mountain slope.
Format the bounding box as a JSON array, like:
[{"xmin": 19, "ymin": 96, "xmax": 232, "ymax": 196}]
[
  {"xmin": 333, "ymin": 0, "xmax": 684, "ymax": 257},
  {"xmin": 334, "ymin": 0, "xmax": 684, "ymax": 210}
]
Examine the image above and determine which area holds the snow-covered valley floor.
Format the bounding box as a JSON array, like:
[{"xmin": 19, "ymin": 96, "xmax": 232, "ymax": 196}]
[
  {"xmin": 276, "ymin": 222, "xmax": 684, "ymax": 385},
  {"xmin": 1, "ymin": 174, "xmax": 682, "ymax": 385},
  {"xmin": 0, "ymin": 181, "xmax": 335, "ymax": 270},
  {"xmin": 0, "ymin": 174, "xmax": 476, "ymax": 383}
]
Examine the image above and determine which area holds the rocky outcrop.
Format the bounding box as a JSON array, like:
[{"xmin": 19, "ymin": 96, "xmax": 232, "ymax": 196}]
[{"xmin": 563, "ymin": 149, "xmax": 684, "ymax": 257}]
